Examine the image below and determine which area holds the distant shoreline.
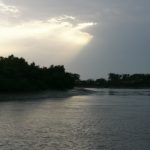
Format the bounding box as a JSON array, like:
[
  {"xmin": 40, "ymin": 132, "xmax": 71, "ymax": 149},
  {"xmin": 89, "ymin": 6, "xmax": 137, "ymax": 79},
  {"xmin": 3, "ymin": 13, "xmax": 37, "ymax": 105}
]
[
  {"xmin": 0, "ymin": 87, "xmax": 150, "ymax": 95},
  {"xmin": 76, "ymin": 86, "xmax": 150, "ymax": 89}
]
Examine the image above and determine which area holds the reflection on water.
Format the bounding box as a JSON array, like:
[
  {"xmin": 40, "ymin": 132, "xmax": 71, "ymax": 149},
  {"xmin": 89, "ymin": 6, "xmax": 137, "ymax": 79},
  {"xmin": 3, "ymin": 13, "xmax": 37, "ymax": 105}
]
[{"xmin": 0, "ymin": 88, "xmax": 150, "ymax": 150}]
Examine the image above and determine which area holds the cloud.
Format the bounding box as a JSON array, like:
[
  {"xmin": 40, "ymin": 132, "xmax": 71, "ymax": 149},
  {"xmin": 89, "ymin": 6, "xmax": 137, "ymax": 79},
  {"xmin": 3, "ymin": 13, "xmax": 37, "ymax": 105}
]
[
  {"xmin": 76, "ymin": 22, "xmax": 97, "ymax": 30},
  {"xmin": 0, "ymin": 15, "xmax": 96, "ymax": 65},
  {"xmin": 0, "ymin": 1, "xmax": 19, "ymax": 14},
  {"xmin": 53, "ymin": 15, "xmax": 76, "ymax": 21}
]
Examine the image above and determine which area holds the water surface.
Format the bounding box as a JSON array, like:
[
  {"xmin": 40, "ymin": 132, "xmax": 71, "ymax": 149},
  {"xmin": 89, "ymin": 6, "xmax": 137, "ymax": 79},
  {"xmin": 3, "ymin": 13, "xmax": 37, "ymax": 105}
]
[{"xmin": 0, "ymin": 88, "xmax": 150, "ymax": 150}]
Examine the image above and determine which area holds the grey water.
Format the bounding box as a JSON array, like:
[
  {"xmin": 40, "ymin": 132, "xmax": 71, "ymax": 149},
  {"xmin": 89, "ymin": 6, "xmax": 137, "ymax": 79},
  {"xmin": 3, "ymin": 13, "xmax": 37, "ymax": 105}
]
[{"xmin": 0, "ymin": 88, "xmax": 150, "ymax": 150}]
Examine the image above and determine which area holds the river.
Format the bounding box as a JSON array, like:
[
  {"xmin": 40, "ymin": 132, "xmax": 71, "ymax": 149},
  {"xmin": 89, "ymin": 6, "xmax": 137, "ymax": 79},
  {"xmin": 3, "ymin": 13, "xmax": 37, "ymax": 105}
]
[{"xmin": 0, "ymin": 88, "xmax": 149, "ymax": 150}]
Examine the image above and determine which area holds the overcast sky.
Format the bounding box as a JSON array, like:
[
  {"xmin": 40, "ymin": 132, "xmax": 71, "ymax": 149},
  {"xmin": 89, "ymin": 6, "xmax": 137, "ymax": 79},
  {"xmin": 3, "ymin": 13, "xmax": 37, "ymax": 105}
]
[{"xmin": 0, "ymin": 0, "xmax": 150, "ymax": 79}]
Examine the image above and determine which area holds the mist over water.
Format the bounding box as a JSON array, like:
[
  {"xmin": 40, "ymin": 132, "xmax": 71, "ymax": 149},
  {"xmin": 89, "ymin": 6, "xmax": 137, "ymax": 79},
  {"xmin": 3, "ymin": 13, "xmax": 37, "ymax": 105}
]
[{"xmin": 0, "ymin": 88, "xmax": 150, "ymax": 150}]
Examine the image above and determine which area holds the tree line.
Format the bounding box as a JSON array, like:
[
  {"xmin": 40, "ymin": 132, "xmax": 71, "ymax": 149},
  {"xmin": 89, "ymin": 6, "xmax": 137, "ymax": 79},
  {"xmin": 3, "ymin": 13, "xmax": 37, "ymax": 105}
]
[
  {"xmin": 0, "ymin": 55, "xmax": 79, "ymax": 92},
  {"xmin": 0, "ymin": 55, "xmax": 150, "ymax": 92},
  {"xmin": 77, "ymin": 73, "xmax": 150, "ymax": 88}
]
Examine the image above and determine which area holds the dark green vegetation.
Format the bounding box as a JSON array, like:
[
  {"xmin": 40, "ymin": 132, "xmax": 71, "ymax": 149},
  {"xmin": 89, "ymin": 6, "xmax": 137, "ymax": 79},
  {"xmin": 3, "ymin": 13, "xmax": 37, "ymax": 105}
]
[
  {"xmin": 0, "ymin": 55, "xmax": 150, "ymax": 92},
  {"xmin": 78, "ymin": 73, "xmax": 150, "ymax": 88},
  {"xmin": 0, "ymin": 55, "xmax": 79, "ymax": 92}
]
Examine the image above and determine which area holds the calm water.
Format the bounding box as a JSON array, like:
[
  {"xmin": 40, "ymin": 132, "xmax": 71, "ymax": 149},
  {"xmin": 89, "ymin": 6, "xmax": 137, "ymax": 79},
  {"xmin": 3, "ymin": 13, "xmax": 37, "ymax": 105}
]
[{"xmin": 0, "ymin": 88, "xmax": 150, "ymax": 150}]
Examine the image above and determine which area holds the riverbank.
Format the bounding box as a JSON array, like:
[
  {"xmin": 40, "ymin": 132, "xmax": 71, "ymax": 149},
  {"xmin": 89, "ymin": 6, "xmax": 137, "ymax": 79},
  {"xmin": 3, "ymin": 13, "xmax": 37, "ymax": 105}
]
[{"xmin": 0, "ymin": 88, "xmax": 150, "ymax": 101}]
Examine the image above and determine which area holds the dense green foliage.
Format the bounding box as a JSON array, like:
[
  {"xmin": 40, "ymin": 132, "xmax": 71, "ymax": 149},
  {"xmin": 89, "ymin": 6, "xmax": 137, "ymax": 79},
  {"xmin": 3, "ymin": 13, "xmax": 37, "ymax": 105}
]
[
  {"xmin": 77, "ymin": 73, "xmax": 150, "ymax": 88},
  {"xmin": 0, "ymin": 55, "xmax": 79, "ymax": 92}
]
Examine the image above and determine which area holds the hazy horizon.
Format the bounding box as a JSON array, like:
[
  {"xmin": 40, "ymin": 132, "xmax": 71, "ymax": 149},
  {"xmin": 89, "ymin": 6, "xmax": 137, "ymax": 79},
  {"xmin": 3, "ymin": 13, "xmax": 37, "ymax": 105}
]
[{"xmin": 0, "ymin": 0, "xmax": 150, "ymax": 79}]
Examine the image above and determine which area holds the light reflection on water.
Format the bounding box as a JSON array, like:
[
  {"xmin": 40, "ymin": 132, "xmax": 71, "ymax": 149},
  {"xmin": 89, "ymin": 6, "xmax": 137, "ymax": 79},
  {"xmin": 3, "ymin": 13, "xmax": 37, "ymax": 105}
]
[{"xmin": 0, "ymin": 89, "xmax": 150, "ymax": 150}]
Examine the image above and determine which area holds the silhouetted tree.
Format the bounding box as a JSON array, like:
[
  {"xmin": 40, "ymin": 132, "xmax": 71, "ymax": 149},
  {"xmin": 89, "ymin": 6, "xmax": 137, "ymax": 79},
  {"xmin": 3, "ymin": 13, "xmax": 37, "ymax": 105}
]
[
  {"xmin": 76, "ymin": 73, "xmax": 150, "ymax": 88},
  {"xmin": 0, "ymin": 55, "xmax": 80, "ymax": 92},
  {"xmin": 96, "ymin": 78, "xmax": 107, "ymax": 87}
]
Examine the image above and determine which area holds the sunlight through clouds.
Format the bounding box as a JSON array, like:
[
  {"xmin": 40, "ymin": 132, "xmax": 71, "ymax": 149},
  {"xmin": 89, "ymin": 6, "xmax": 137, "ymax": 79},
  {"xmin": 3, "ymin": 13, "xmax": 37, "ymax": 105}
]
[
  {"xmin": 0, "ymin": 14, "xmax": 96, "ymax": 64},
  {"xmin": 0, "ymin": 1, "xmax": 96, "ymax": 65}
]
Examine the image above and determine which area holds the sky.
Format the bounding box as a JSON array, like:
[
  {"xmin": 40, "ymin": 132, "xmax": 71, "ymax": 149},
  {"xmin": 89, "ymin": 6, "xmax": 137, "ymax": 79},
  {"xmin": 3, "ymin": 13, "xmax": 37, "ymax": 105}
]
[{"xmin": 0, "ymin": 0, "xmax": 150, "ymax": 79}]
